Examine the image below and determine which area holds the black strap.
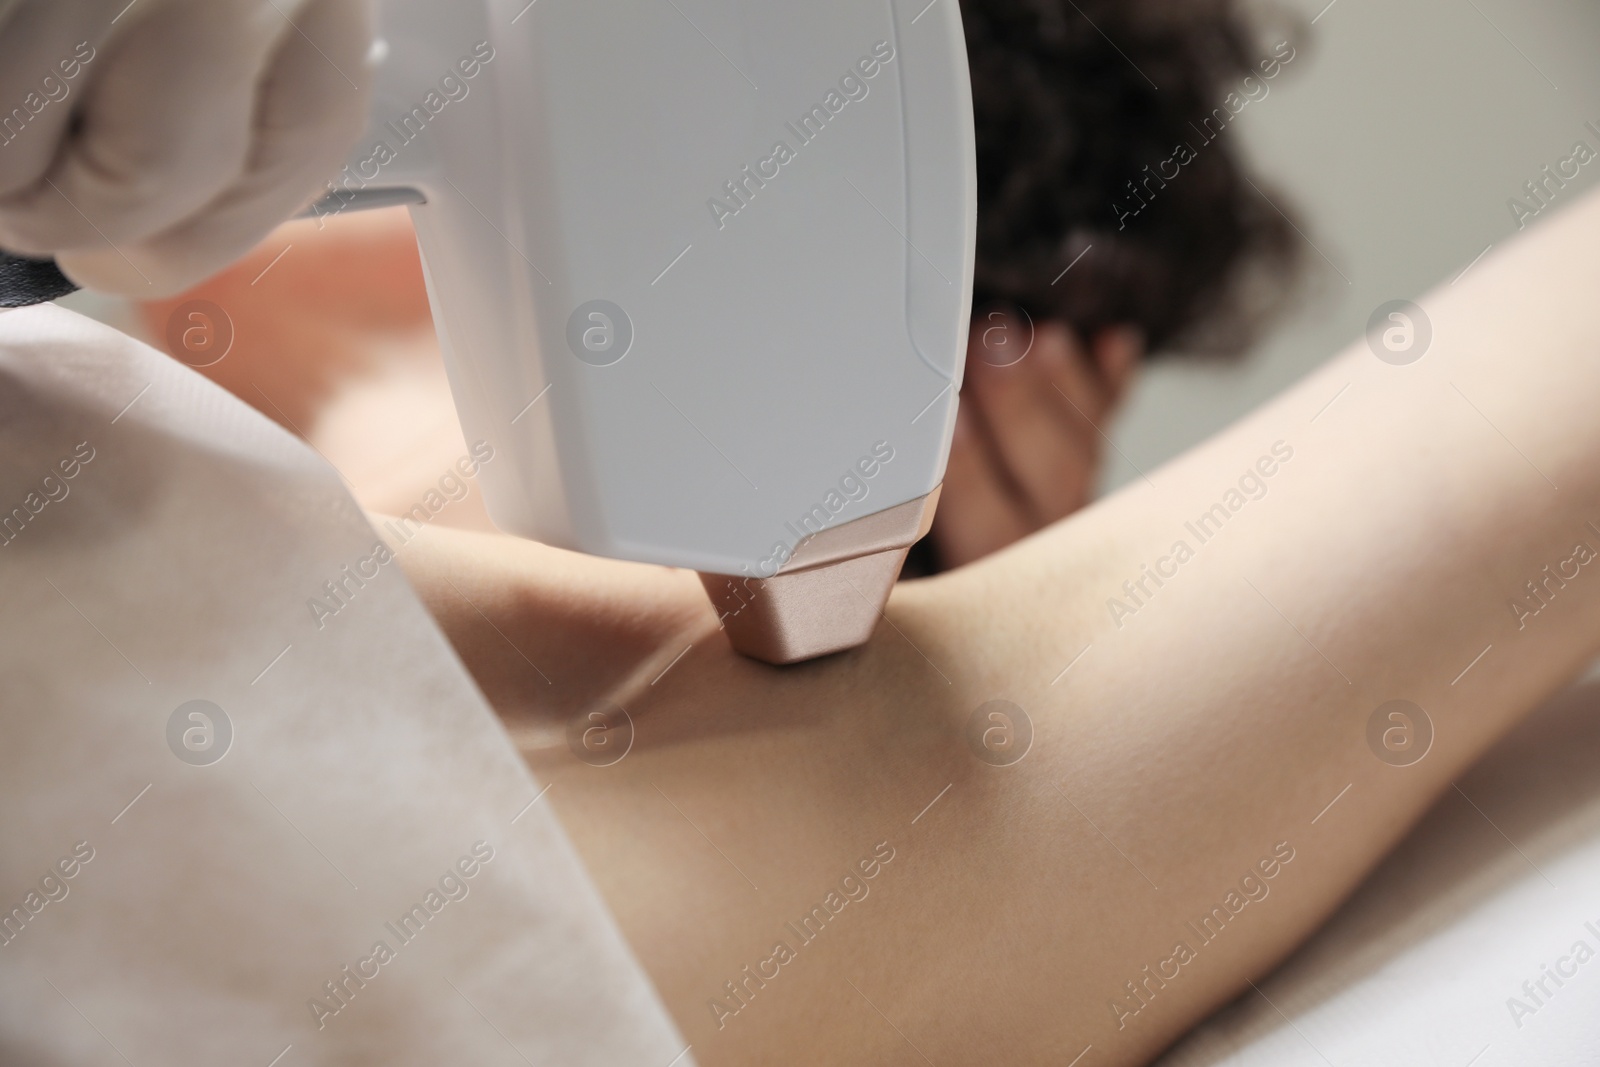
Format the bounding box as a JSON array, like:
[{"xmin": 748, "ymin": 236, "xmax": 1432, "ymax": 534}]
[{"xmin": 0, "ymin": 252, "xmax": 78, "ymax": 308}]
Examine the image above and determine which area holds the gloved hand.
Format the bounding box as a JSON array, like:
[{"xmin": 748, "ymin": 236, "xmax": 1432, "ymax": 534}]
[{"xmin": 0, "ymin": 0, "xmax": 373, "ymax": 296}]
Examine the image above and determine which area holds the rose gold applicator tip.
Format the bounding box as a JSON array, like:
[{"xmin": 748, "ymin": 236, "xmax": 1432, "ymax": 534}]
[{"xmin": 698, "ymin": 488, "xmax": 940, "ymax": 665}]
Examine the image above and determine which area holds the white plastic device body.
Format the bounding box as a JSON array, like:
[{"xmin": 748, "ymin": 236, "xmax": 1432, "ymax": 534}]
[{"xmin": 323, "ymin": 0, "xmax": 977, "ymax": 580}]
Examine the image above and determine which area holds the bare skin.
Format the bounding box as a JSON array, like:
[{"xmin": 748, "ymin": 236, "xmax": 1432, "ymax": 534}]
[
  {"xmin": 379, "ymin": 189, "xmax": 1600, "ymax": 1064},
  {"xmin": 131, "ymin": 192, "xmax": 1600, "ymax": 1062}
]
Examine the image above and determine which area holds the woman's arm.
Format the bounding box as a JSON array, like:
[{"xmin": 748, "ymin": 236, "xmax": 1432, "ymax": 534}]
[{"xmin": 393, "ymin": 186, "xmax": 1600, "ymax": 1066}]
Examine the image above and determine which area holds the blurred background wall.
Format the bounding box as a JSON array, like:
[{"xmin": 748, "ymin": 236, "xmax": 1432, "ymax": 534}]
[{"xmin": 1105, "ymin": 0, "xmax": 1600, "ymax": 490}]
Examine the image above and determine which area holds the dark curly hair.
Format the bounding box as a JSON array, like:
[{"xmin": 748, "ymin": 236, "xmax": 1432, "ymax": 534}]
[{"xmin": 960, "ymin": 0, "xmax": 1303, "ymax": 354}]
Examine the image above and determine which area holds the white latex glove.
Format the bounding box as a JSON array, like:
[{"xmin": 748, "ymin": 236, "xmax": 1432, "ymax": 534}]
[{"xmin": 0, "ymin": 0, "xmax": 373, "ymax": 296}]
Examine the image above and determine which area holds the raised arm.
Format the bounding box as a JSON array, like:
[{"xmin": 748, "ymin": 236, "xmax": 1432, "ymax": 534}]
[{"xmin": 393, "ymin": 186, "xmax": 1600, "ymax": 1066}]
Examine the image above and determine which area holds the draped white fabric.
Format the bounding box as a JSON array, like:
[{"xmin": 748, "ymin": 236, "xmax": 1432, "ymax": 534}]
[{"xmin": 0, "ymin": 304, "xmax": 692, "ymax": 1067}]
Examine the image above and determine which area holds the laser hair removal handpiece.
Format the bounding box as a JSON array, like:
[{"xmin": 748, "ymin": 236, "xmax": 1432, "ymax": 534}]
[{"xmin": 321, "ymin": 0, "xmax": 977, "ymax": 664}]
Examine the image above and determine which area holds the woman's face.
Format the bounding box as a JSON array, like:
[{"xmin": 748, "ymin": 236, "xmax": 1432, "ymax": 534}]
[{"xmin": 925, "ymin": 308, "xmax": 1141, "ymax": 570}]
